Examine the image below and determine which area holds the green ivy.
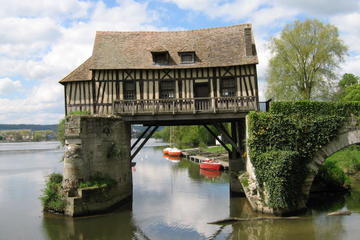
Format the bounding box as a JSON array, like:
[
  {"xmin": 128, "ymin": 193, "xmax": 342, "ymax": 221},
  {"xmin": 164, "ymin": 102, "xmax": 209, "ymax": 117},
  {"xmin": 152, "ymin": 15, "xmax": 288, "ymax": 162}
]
[
  {"xmin": 248, "ymin": 101, "xmax": 360, "ymax": 209},
  {"xmin": 255, "ymin": 151, "xmax": 302, "ymax": 208}
]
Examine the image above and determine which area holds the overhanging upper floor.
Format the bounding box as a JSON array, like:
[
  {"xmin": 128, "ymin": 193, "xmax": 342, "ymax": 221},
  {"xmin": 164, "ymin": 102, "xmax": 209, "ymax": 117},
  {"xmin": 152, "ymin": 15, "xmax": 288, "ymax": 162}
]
[{"xmin": 59, "ymin": 24, "xmax": 259, "ymax": 123}]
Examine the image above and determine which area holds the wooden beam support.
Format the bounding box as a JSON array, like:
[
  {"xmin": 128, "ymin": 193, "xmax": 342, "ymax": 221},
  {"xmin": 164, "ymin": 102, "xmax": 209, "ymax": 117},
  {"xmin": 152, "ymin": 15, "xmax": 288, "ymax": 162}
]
[
  {"xmin": 131, "ymin": 126, "xmax": 152, "ymax": 150},
  {"xmin": 130, "ymin": 126, "xmax": 159, "ymax": 161},
  {"xmin": 203, "ymin": 125, "xmax": 231, "ymax": 153},
  {"xmin": 213, "ymin": 123, "xmax": 242, "ymax": 155}
]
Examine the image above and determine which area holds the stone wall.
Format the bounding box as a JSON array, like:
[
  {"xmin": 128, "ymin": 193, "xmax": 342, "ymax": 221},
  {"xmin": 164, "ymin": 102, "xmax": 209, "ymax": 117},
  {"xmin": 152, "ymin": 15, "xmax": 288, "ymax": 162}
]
[{"xmin": 63, "ymin": 115, "xmax": 132, "ymax": 216}]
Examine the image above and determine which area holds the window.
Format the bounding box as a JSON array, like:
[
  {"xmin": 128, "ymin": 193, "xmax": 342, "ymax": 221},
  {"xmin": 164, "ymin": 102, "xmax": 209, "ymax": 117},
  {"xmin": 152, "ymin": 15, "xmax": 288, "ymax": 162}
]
[
  {"xmin": 160, "ymin": 81, "xmax": 175, "ymax": 99},
  {"xmin": 179, "ymin": 52, "xmax": 195, "ymax": 64},
  {"xmin": 152, "ymin": 52, "xmax": 169, "ymax": 65},
  {"xmin": 124, "ymin": 81, "xmax": 136, "ymax": 99},
  {"xmin": 221, "ymin": 78, "xmax": 236, "ymax": 97}
]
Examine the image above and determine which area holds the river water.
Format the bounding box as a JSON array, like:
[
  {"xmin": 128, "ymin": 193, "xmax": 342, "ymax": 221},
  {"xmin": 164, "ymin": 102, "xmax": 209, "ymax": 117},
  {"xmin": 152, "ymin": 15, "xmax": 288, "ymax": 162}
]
[{"xmin": 0, "ymin": 141, "xmax": 360, "ymax": 240}]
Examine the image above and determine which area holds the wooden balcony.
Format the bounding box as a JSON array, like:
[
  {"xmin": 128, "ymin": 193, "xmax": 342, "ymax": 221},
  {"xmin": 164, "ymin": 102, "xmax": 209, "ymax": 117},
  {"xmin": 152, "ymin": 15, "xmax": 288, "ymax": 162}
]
[{"xmin": 113, "ymin": 96, "xmax": 258, "ymax": 124}]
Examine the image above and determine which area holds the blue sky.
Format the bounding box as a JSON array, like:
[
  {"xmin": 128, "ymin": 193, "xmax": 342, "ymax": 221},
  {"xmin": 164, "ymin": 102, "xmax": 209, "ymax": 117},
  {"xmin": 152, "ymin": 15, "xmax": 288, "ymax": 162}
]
[{"xmin": 0, "ymin": 0, "xmax": 359, "ymax": 124}]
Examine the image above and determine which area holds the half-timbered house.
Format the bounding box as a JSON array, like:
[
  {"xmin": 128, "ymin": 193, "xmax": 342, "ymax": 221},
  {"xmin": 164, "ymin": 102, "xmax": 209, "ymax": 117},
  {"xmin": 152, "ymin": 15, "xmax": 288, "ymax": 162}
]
[{"xmin": 60, "ymin": 24, "xmax": 259, "ymax": 124}]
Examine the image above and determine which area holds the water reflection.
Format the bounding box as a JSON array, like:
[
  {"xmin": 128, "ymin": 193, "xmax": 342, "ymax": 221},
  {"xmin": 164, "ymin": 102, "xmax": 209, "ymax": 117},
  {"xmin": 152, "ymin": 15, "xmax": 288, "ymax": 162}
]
[
  {"xmin": 1, "ymin": 141, "xmax": 360, "ymax": 239},
  {"xmin": 42, "ymin": 204, "xmax": 137, "ymax": 240}
]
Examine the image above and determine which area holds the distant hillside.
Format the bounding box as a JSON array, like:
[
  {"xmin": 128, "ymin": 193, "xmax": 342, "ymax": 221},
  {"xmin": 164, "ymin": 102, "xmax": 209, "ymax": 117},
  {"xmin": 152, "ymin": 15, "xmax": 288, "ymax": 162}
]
[{"xmin": 0, "ymin": 124, "xmax": 58, "ymax": 131}]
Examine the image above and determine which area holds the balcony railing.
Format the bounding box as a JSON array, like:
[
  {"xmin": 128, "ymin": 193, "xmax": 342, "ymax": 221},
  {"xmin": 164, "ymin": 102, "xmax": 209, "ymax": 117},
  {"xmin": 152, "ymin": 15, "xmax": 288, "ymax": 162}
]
[{"xmin": 113, "ymin": 96, "xmax": 257, "ymax": 115}]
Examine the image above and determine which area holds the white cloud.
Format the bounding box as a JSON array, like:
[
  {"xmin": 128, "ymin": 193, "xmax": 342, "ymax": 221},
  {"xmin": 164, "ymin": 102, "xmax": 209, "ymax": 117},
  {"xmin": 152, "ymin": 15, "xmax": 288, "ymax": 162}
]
[
  {"xmin": 0, "ymin": 17, "xmax": 61, "ymax": 45},
  {"xmin": 275, "ymin": 0, "xmax": 360, "ymax": 16},
  {"xmin": 0, "ymin": 0, "xmax": 161, "ymax": 124},
  {"xmin": 331, "ymin": 13, "xmax": 360, "ymax": 53},
  {"xmin": 164, "ymin": 0, "xmax": 264, "ymax": 21},
  {"xmin": 340, "ymin": 55, "xmax": 360, "ymax": 77},
  {"xmin": 0, "ymin": 78, "xmax": 22, "ymax": 96},
  {"xmin": 0, "ymin": 0, "xmax": 90, "ymax": 19}
]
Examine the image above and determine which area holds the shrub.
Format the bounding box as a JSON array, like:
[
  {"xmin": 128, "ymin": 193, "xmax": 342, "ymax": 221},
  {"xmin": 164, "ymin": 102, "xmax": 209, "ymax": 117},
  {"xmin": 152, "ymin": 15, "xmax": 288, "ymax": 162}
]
[
  {"xmin": 317, "ymin": 161, "xmax": 348, "ymax": 188},
  {"xmin": 270, "ymin": 101, "xmax": 360, "ymax": 117},
  {"xmin": 40, "ymin": 173, "xmax": 66, "ymax": 213}
]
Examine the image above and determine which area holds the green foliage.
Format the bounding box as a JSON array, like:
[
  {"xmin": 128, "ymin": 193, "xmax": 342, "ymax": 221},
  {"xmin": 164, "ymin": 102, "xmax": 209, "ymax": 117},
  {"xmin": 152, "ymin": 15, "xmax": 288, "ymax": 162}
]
[
  {"xmin": 153, "ymin": 127, "xmax": 170, "ymax": 141},
  {"xmin": 247, "ymin": 101, "xmax": 358, "ymax": 209},
  {"xmin": 240, "ymin": 173, "xmax": 249, "ymax": 188},
  {"xmin": 154, "ymin": 125, "xmax": 219, "ymax": 148},
  {"xmin": 342, "ymin": 84, "xmax": 360, "ymax": 102},
  {"xmin": 316, "ymin": 161, "xmax": 348, "ymax": 188},
  {"xmin": 327, "ymin": 145, "xmax": 360, "ymax": 174},
  {"xmin": 266, "ymin": 19, "xmax": 348, "ymax": 101},
  {"xmin": 40, "ymin": 173, "xmax": 66, "ymax": 213},
  {"xmin": 270, "ymin": 101, "xmax": 360, "ymax": 117},
  {"xmin": 338, "ymin": 73, "xmax": 359, "ymax": 89},
  {"xmin": 256, "ymin": 151, "xmax": 302, "ymax": 208},
  {"xmin": 79, "ymin": 176, "xmax": 117, "ymax": 189}
]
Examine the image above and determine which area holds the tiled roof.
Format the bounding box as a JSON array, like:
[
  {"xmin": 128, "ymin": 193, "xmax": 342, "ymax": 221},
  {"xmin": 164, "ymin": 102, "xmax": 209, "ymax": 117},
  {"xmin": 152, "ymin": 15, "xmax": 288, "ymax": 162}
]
[
  {"xmin": 59, "ymin": 57, "xmax": 92, "ymax": 83},
  {"xmin": 60, "ymin": 24, "xmax": 258, "ymax": 83},
  {"xmin": 91, "ymin": 24, "xmax": 258, "ymax": 69}
]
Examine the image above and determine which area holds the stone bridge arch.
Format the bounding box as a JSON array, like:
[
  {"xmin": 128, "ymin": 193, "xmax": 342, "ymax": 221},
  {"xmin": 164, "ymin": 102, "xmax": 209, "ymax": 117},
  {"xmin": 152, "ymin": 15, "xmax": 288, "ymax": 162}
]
[
  {"xmin": 302, "ymin": 123, "xmax": 360, "ymax": 201},
  {"xmin": 242, "ymin": 117, "xmax": 360, "ymax": 215}
]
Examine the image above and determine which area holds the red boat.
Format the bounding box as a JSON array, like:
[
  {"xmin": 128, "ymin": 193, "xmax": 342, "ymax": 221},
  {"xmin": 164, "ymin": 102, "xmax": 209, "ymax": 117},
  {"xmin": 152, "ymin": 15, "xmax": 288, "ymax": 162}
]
[
  {"xmin": 200, "ymin": 159, "xmax": 224, "ymax": 171},
  {"xmin": 200, "ymin": 169, "xmax": 222, "ymax": 178}
]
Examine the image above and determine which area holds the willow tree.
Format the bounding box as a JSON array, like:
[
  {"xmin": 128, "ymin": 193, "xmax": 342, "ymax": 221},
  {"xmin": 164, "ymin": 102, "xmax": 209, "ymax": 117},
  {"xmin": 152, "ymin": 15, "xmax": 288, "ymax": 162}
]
[{"xmin": 266, "ymin": 19, "xmax": 348, "ymax": 100}]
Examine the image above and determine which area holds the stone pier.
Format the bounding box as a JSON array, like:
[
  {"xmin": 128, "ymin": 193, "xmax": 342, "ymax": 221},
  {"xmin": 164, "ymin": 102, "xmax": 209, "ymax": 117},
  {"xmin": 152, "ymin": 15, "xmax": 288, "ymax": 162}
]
[
  {"xmin": 62, "ymin": 115, "xmax": 132, "ymax": 216},
  {"xmin": 229, "ymin": 120, "xmax": 247, "ymax": 196}
]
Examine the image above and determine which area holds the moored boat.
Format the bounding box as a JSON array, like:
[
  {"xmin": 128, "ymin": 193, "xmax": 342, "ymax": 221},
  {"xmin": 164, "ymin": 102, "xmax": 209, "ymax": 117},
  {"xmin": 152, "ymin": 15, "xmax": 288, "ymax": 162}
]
[
  {"xmin": 163, "ymin": 147, "xmax": 172, "ymax": 154},
  {"xmin": 200, "ymin": 159, "xmax": 224, "ymax": 171},
  {"xmin": 168, "ymin": 148, "xmax": 182, "ymax": 157}
]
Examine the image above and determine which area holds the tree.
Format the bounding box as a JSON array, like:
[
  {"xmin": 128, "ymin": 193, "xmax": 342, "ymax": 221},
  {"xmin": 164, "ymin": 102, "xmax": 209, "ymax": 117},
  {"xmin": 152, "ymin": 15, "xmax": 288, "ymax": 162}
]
[
  {"xmin": 338, "ymin": 73, "xmax": 359, "ymax": 89},
  {"xmin": 266, "ymin": 19, "xmax": 348, "ymax": 100},
  {"xmin": 334, "ymin": 73, "xmax": 359, "ymax": 100},
  {"xmin": 341, "ymin": 84, "xmax": 360, "ymax": 101},
  {"xmin": 57, "ymin": 119, "xmax": 65, "ymax": 145}
]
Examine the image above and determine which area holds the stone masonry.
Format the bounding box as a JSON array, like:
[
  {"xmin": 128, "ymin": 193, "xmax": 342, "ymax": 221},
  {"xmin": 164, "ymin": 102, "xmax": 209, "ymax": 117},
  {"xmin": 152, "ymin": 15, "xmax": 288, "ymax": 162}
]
[{"xmin": 63, "ymin": 115, "xmax": 132, "ymax": 216}]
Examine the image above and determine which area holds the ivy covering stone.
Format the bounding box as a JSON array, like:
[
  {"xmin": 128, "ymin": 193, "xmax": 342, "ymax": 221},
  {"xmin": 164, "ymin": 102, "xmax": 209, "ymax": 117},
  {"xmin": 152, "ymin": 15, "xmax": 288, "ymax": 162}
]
[{"xmin": 248, "ymin": 101, "xmax": 360, "ymax": 209}]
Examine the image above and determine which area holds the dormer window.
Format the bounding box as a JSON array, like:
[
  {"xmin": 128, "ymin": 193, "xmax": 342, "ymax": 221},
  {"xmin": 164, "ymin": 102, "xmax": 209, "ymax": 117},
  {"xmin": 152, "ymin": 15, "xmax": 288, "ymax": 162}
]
[
  {"xmin": 152, "ymin": 51, "xmax": 169, "ymax": 65},
  {"xmin": 179, "ymin": 52, "xmax": 195, "ymax": 64}
]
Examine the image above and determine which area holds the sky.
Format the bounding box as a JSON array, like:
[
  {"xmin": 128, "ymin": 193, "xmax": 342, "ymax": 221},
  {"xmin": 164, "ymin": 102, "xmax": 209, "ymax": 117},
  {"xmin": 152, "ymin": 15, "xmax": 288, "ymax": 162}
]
[{"xmin": 0, "ymin": 0, "xmax": 359, "ymax": 124}]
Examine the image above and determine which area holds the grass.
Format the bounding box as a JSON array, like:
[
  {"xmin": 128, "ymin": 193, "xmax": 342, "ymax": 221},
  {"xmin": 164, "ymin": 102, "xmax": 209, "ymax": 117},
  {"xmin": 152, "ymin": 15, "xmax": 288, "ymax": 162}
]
[
  {"xmin": 40, "ymin": 173, "xmax": 66, "ymax": 213},
  {"xmin": 79, "ymin": 176, "xmax": 117, "ymax": 189},
  {"xmin": 202, "ymin": 145, "xmax": 230, "ymax": 154}
]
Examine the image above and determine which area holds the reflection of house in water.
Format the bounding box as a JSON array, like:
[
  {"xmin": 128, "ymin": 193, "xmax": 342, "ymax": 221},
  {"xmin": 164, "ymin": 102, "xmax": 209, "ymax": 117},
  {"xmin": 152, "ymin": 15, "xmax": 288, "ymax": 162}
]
[{"xmin": 60, "ymin": 24, "xmax": 259, "ymax": 124}]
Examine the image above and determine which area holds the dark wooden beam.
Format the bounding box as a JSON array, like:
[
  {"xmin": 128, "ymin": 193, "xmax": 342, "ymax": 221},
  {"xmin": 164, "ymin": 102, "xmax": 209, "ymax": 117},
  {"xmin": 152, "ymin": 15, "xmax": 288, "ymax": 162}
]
[
  {"xmin": 131, "ymin": 126, "xmax": 151, "ymax": 150},
  {"xmin": 203, "ymin": 125, "xmax": 231, "ymax": 153},
  {"xmin": 214, "ymin": 123, "xmax": 242, "ymax": 155},
  {"xmin": 130, "ymin": 126, "xmax": 159, "ymax": 161}
]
